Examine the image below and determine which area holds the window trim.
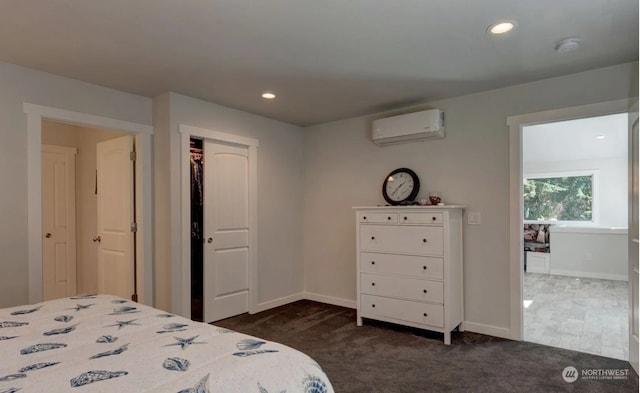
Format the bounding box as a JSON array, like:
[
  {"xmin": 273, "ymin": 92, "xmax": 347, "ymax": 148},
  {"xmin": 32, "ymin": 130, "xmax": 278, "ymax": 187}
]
[{"xmin": 523, "ymin": 169, "xmax": 600, "ymax": 225}]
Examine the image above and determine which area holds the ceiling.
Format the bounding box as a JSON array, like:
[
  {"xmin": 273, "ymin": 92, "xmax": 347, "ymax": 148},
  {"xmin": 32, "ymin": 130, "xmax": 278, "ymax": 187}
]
[
  {"xmin": 522, "ymin": 113, "xmax": 628, "ymax": 163},
  {"xmin": 0, "ymin": 1, "xmax": 637, "ymax": 126}
]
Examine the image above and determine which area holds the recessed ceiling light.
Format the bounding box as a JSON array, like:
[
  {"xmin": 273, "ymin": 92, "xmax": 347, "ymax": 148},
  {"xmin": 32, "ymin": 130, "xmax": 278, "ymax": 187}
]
[
  {"xmin": 555, "ymin": 38, "xmax": 581, "ymax": 53},
  {"xmin": 596, "ymin": 135, "xmax": 605, "ymax": 140},
  {"xmin": 261, "ymin": 92, "xmax": 276, "ymax": 99},
  {"xmin": 487, "ymin": 21, "xmax": 515, "ymax": 35}
]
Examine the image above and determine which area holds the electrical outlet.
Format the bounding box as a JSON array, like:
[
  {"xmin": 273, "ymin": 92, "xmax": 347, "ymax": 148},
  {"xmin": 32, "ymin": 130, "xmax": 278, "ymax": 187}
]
[{"xmin": 468, "ymin": 212, "xmax": 481, "ymax": 225}]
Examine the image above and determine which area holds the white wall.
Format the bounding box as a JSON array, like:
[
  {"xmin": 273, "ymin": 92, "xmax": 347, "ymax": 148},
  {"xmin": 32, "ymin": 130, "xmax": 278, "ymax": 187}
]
[
  {"xmin": 549, "ymin": 227, "xmax": 627, "ymax": 280},
  {"xmin": 153, "ymin": 92, "xmax": 305, "ymax": 313},
  {"xmin": 152, "ymin": 93, "xmax": 173, "ymax": 311},
  {"xmin": 1, "ymin": 53, "xmax": 635, "ymax": 340},
  {"xmin": 302, "ymin": 62, "xmax": 636, "ymax": 336},
  {"xmin": 0, "ymin": 60, "xmax": 151, "ymax": 308},
  {"xmin": 523, "ymin": 158, "xmax": 627, "ymax": 227}
]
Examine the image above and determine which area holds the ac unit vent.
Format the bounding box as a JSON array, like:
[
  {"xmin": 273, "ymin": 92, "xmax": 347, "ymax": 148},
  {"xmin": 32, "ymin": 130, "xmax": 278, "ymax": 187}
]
[{"xmin": 372, "ymin": 109, "xmax": 445, "ymax": 145}]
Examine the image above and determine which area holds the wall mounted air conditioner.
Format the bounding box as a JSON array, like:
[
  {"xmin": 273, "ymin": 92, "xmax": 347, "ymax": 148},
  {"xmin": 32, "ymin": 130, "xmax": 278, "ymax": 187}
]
[{"xmin": 372, "ymin": 109, "xmax": 445, "ymax": 145}]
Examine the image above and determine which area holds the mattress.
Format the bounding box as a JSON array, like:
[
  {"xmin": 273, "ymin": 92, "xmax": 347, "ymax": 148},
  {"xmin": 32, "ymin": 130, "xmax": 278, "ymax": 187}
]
[{"xmin": 0, "ymin": 294, "xmax": 333, "ymax": 392}]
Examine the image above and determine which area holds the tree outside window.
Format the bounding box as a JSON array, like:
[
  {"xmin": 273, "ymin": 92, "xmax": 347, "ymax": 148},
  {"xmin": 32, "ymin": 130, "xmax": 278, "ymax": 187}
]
[{"xmin": 523, "ymin": 174, "xmax": 594, "ymax": 222}]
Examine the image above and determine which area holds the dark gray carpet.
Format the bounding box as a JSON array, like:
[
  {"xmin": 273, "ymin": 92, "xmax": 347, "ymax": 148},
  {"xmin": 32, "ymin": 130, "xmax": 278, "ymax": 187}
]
[{"xmin": 215, "ymin": 300, "xmax": 638, "ymax": 393}]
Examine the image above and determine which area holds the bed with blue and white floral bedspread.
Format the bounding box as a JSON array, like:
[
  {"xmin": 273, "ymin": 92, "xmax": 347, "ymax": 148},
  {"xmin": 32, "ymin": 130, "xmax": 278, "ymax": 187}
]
[{"xmin": 0, "ymin": 294, "xmax": 334, "ymax": 393}]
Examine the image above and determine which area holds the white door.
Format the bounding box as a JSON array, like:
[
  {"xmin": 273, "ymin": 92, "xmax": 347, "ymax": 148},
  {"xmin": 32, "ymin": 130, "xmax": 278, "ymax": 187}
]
[
  {"xmin": 42, "ymin": 145, "xmax": 77, "ymax": 300},
  {"xmin": 96, "ymin": 136, "xmax": 135, "ymax": 299},
  {"xmin": 203, "ymin": 141, "xmax": 250, "ymax": 322},
  {"xmin": 629, "ymin": 109, "xmax": 639, "ymax": 373}
]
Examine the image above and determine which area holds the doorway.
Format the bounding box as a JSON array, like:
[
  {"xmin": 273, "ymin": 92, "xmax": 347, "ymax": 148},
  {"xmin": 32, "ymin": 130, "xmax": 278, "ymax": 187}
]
[
  {"xmin": 188, "ymin": 137, "xmax": 252, "ymax": 322},
  {"xmin": 521, "ymin": 114, "xmax": 628, "ymax": 360},
  {"xmin": 507, "ymin": 99, "xmax": 636, "ymax": 367},
  {"xmin": 24, "ymin": 103, "xmax": 153, "ymax": 305},
  {"xmin": 41, "ymin": 120, "xmax": 135, "ymax": 300},
  {"xmin": 178, "ymin": 124, "xmax": 259, "ymax": 321}
]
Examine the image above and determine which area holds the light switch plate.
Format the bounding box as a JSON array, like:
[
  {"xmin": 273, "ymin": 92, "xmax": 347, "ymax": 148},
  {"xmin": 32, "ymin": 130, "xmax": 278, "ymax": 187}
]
[{"xmin": 468, "ymin": 212, "xmax": 481, "ymax": 225}]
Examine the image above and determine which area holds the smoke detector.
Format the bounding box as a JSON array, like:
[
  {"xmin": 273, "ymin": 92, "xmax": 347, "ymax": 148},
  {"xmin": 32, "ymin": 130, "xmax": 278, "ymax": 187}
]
[{"xmin": 555, "ymin": 38, "xmax": 581, "ymax": 53}]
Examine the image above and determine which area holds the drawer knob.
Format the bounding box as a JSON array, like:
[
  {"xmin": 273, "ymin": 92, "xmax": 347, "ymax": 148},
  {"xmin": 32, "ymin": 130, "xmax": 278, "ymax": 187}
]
[
  {"xmin": 404, "ymin": 216, "xmax": 407, "ymax": 220},
  {"xmin": 422, "ymin": 238, "xmax": 427, "ymax": 243},
  {"xmin": 387, "ymin": 216, "xmax": 391, "ymax": 220},
  {"xmin": 371, "ymin": 261, "xmax": 375, "ymax": 265},
  {"xmin": 432, "ymin": 216, "xmax": 437, "ymax": 221},
  {"xmin": 363, "ymin": 216, "xmax": 367, "ymax": 220},
  {"xmin": 371, "ymin": 282, "xmax": 376, "ymax": 286},
  {"xmin": 423, "ymin": 266, "xmax": 427, "ymax": 270},
  {"xmin": 423, "ymin": 313, "xmax": 428, "ymax": 317},
  {"xmin": 372, "ymin": 304, "xmax": 376, "ymax": 308},
  {"xmin": 371, "ymin": 236, "xmax": 375, "ymax": 240},
  {"xmin": 423, "ymin": 289, "xmax": 427, "ymax": 293}
]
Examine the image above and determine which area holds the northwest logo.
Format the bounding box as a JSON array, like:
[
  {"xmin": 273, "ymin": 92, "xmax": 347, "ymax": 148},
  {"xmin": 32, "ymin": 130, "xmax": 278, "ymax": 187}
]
[{"xmin": 562, "ymin": 366, "xmax": 579, "ymax": 383}]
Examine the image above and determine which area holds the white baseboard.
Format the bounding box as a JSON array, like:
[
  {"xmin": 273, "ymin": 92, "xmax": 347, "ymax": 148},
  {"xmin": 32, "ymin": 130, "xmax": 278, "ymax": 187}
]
[
  {"xmin": 252, "ymin": 292, "xmax": 356, "ymax": 314},
  {"xmin": 303, "ymin": 292, "xmax": 356, "ymax": 309},
  {"xmin": 253, "ymin": 292, "xmax": 304, "ymax": 313},
  {"xmin": 549, "ymin": 269, "xmax": 628, "ymax": 282},
  {"xmin": 254, "ymin": 293, "xmax": 513, "ymax": 341},
  {"xmin": 463, "ymin": 321, "xmax": 512, "ymax": 340}
]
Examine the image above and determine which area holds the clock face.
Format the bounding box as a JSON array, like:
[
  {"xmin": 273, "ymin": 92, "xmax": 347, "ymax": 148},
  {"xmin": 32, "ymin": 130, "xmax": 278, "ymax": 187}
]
[
  {"xmin": 385, "ymin": 172, "xmax": 414, "ymax": 200},
  {"xmin": 382, "ymin": 168, "xmax": 420, "ymax": 205}
]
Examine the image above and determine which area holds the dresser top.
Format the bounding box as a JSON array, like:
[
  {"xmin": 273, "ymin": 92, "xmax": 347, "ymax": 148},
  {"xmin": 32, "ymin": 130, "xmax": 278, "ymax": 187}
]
[{"xmin": 352, "ymin": 205, "xmax": 465, "ymax": 210}]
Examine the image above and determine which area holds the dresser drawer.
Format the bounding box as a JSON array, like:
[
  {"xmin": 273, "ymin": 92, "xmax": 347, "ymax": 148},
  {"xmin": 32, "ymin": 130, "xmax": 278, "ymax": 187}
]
[
  {"xmin": 360, "ymin": 252, "xmax": 443, "ymax": 280},
  {"xmin": 361, "ymin": 273, "xmax": 444, "ymax": 303},
  {"xmin": 360, "ymin": 225, "xmax": 444, "ymax": 255},
  {"xmin": 358, "ymin": 212, "xmax": 397, "ymax": 224},
  {"xmin": 399, "ymin": 212, "xmax": 443, "ymax": 225},
  {"xmin": 360, "ymin": 294, "xmax": 444, "ymax": 328}
]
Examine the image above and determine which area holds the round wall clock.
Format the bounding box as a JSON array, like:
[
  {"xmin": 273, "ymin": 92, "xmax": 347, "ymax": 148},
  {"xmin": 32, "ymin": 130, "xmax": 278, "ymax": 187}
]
[{"xmin": 382, "ymin": 168, "xmax": 420, "ymax": 205}]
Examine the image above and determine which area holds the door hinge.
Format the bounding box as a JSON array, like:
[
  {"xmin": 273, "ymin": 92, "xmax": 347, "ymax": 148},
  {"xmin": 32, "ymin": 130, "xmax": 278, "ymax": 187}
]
[
  {"xmin": 130, "ymin": 151, "xmax": 136, "ymax": 161},
  {"xmin": 130, "ymin": 222, "xmax": 137, "ymax": 233}
]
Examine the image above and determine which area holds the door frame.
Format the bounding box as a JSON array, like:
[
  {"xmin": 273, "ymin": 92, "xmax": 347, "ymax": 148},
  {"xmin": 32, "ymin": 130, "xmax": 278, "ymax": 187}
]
[
  {"xmin": 628, "ymin": 99, "xmax": 639, "ymax": 373},
  {"xmin": 24, "ymin": 103, "xmax": 154, "ymax": 305},
  {"xmin": 507, "ymin": 98, "xmax": 630, "ymax": 341},
  {"xmin": 178, "ymin": 124, "xmax": 259, "ymax": 319}
]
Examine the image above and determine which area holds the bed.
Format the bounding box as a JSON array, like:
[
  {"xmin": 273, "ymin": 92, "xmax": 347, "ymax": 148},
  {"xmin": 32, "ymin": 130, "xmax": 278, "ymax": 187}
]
[{"xmin": 0, "ymin": 294, "xmax": 334, "ymax": 392}]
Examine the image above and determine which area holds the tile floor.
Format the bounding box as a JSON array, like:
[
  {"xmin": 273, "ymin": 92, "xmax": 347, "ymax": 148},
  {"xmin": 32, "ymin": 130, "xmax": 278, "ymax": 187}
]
[{"xmin": 523, "ymin": 272, "xmax": 629, "ymax": 361}]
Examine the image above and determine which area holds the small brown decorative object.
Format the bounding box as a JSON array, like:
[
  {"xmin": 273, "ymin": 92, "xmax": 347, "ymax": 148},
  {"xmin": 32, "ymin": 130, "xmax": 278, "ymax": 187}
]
[{"xmin": 428, "ymin": 192, "xmax": 442, "ymax": 205}]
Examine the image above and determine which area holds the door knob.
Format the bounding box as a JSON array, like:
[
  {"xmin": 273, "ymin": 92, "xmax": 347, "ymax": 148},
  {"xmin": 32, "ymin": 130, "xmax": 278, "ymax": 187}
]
[
  {"xmin": 45, "ymin": 233, "xmax": 52, "ymax": 238},
  {"xmin": 207, "ymin": 237, "xmax": 213, "ymax": 244},
  {"xmin": 93, "ymin": 236, "xmax": 101, "ymax": 243}
]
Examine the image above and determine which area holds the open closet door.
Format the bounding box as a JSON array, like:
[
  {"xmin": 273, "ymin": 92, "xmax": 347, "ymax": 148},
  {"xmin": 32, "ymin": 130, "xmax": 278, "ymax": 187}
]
[
  {"xmin": 96, "ymin": 135, "xmax": 135, "ymax": 300},
  {"xmin": 203, "ymin": 141, "xmax": 250, "ymax": 322}
]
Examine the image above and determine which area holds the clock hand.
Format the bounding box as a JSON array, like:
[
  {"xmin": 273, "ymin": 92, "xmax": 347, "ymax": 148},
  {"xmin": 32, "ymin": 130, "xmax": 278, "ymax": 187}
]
[{"xmin": 393, "ymin": 182, "xmax": 406, "ymax": 196}]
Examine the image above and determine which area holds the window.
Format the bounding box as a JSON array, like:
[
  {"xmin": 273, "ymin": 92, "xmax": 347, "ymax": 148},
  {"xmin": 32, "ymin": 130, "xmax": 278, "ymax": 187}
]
[{"xmin": 523, "ymin": 171, "xmax": 597, "ymax": 223}]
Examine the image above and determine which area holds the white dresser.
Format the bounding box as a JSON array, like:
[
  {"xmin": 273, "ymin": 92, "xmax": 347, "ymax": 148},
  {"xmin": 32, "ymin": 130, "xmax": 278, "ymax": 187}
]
[{"xmin": 354, "ymin": 206, "xmax": 464, "ymax": 344}]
